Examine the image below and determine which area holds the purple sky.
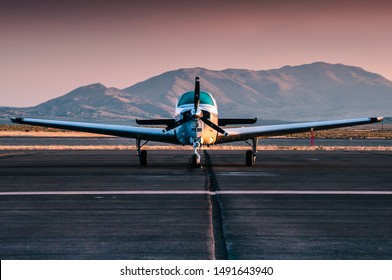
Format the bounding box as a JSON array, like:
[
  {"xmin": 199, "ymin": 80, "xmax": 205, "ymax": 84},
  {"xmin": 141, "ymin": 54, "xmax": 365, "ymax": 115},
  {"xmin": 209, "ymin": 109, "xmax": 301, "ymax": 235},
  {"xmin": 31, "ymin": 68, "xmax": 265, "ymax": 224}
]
[{"xmin": 1, "ymin": 0, "xmax": 392, "ymax": 106}]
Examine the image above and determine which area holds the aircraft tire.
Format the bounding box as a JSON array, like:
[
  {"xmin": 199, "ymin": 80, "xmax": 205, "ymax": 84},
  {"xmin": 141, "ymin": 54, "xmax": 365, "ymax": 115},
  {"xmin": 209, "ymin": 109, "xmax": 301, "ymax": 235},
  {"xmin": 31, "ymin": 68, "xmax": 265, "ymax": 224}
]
[
  {"xmin": 140, "ymin": 150, "xmax": 147, "ymax": 166},
  {"xmin": 246, "ymin": 150, "xmax": 254, "ymax": 166},
  {"xmin": 192, "ymin": 154, "xmax": 200, "ymax": 167}
]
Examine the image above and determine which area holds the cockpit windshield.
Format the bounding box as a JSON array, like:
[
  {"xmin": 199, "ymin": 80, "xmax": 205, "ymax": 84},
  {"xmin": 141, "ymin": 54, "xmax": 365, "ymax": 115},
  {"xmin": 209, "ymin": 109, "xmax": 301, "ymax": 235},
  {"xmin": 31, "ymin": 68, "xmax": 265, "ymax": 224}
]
[{"xmin": 177, "ymin": 91, "xmax": 215, "ymax": 107}]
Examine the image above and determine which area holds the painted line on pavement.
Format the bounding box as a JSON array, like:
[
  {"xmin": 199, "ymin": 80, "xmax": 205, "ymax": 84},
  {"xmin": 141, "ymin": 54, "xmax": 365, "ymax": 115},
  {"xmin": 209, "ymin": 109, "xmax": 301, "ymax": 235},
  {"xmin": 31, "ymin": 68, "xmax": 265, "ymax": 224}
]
[{"xmin": 1, "ymin": 190, "xmax": 392, "ymax": 196}]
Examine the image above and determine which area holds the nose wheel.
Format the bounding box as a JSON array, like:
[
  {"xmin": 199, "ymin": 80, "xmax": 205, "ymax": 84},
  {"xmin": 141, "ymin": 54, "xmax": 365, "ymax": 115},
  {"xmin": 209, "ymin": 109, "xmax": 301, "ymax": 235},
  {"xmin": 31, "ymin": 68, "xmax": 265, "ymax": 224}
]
[{"xmin": 192, "ymin": 153, "xmax": 201, "ymax": 167}]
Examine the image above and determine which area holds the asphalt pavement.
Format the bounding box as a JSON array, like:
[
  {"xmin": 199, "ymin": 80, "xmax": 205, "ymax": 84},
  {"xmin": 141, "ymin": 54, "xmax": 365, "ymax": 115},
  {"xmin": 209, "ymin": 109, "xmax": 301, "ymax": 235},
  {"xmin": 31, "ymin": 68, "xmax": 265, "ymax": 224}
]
[{"xmin": 0, "ymin": 149, "xmax": 391, "ymax": 259}]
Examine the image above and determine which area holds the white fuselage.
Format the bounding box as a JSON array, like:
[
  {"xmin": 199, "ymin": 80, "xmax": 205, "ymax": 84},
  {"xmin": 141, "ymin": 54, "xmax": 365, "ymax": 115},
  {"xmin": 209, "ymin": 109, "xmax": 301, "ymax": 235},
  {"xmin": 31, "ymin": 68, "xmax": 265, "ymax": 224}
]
[{"xmin": 174, "ymin": 93, "xmax": 219, "ymax": 146}]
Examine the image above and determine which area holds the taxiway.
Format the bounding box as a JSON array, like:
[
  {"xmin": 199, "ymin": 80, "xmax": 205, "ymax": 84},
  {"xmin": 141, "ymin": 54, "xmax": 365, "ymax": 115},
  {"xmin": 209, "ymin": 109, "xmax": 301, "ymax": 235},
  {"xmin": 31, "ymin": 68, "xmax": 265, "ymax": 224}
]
[{"xmin": 0, "ymin": 150, "xmax": 391, "ymax": 259}]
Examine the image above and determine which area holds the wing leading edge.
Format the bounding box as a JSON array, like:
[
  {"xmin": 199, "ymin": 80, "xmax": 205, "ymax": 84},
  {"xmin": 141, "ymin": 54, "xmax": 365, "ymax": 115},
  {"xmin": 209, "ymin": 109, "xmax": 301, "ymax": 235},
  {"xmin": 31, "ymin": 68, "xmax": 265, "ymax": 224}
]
[
  {"xmin": 216, "ymin": 117, "xmax": 383, "ymax": 144},
  {"xmin": 10, "ymin": 117, "xmax": 178, "ymax": 144}
]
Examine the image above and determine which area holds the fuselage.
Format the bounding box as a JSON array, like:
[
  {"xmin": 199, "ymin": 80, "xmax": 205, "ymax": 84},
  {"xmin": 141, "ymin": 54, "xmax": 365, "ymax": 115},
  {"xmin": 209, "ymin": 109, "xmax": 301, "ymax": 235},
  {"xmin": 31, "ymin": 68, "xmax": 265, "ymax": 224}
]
[{"xmin": 174, "ymin": 91, "xmax": 219, "ymax": 146}]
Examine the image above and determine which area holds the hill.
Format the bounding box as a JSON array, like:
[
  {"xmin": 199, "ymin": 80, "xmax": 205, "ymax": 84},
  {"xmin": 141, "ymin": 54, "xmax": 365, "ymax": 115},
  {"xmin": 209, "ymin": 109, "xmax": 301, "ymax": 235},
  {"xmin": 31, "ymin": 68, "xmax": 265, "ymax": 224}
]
[{"xmin": 1, "ymin": 62, "xmax": 391, "ymax": 122}]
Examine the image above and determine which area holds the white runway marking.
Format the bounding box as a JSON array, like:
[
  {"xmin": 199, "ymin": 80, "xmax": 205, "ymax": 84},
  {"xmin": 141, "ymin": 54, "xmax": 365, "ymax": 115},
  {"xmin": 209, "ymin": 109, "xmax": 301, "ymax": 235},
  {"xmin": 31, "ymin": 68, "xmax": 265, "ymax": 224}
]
[{"xmin": 1, "ymin": 190, "xmax": 392, "ymax": 196}]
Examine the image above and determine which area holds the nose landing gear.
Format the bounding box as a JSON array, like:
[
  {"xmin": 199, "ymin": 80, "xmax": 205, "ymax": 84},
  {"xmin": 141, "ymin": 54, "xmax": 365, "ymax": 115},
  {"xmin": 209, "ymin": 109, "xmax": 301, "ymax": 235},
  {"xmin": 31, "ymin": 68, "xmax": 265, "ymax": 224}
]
[{"xmin": 191, "ymin": 137, "xmax": 202, "ymax": 167}]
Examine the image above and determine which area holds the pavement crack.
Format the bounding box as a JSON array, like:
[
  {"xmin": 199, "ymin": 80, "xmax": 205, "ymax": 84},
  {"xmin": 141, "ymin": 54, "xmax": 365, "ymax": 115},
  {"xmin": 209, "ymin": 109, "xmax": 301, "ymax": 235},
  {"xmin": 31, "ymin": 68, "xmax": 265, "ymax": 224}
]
[{"xmin": 203, "ymin": 150, "xmax": 229, "ymax": 260}]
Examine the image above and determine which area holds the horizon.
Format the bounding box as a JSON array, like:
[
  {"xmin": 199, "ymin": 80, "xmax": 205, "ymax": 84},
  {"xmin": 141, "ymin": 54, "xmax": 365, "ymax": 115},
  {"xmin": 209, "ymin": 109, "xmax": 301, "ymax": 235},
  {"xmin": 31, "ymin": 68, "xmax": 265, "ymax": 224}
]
[{"xmin": 1, "ymin": 0, "xmax": 392, "ymax": 107}]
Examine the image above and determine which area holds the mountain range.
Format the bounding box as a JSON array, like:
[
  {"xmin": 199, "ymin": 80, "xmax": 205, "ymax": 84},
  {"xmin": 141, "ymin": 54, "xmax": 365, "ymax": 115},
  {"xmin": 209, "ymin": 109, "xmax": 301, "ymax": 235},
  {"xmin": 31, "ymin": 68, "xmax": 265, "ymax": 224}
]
[{"xmin": 1, "ymin": 62, "xmax": 391, "ymax": 123}]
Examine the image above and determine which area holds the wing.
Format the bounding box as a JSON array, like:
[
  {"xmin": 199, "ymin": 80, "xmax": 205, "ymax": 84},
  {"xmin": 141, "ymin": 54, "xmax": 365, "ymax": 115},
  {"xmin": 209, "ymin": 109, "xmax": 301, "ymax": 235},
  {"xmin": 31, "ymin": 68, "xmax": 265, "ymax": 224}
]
[
  {"xmin": 216, "ymin": 117, "xmax": 383, "ymax": 144},
  {"xmin": 10, "ymin": 117, "xmax": 178, "ymax": 144}
]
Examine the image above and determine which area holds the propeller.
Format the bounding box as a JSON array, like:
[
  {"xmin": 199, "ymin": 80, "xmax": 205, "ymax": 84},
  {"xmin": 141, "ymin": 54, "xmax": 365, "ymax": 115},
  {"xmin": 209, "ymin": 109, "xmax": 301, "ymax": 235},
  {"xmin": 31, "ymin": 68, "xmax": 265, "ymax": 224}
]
[
  {"xmin": 194, "ymin": 76, "xmax": 200, "ymax": 111},
  {"xmin": 163, "ymin": 116, "xmax": 190, "ymax": 132},
  {"xmin": 163, "ymin": 77, "xmax": 228, "ymax": 136},
  {"xmin": 200, "ymin": 116, "xmax": 229, "ymax": 136}
]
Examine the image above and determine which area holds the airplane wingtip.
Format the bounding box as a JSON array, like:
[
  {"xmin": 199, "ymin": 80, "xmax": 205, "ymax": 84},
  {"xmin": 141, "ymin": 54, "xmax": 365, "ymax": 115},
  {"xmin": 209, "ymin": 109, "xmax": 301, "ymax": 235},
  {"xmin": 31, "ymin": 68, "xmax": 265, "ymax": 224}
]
[{"xmin": 370, "ymin": 117, "xmax": 384, "ymax": 123}]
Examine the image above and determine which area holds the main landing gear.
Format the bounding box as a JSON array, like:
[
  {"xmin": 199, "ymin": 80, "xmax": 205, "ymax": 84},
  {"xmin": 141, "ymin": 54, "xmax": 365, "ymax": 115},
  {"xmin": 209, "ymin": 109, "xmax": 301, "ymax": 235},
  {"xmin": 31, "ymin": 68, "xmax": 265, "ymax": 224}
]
[
  {"xmin": 136, "ymin": 138, "xmax": 148, "ymax": 166},
  {"xmin": 245, "ymin": 138, "xmax": 258, "ymax": 166},
  {"xmin": 136, "ymin": 137, "xmax": 258, "ymax": 167}
]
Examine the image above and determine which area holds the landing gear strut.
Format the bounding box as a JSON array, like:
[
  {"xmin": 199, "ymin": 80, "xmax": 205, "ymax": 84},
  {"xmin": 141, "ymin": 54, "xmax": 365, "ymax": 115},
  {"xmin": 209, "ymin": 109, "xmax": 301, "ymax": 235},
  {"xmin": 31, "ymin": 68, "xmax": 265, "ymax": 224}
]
[
  {"xmin": 136, "ymin": 138, "xmax": 149, "ymax": 166},
  {"xmin": 245, "ymin": 138, "xmax": 258, "ymax": 166},
  {"xmin": 191, "ymin": 137, "xmax": 202, "ymax": 167}
]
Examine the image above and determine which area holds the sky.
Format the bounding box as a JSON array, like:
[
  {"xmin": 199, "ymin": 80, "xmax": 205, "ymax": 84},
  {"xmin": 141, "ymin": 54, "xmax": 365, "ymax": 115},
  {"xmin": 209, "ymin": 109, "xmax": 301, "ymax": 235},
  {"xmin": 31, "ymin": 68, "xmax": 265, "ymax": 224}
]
[{"xmin": 1, "ymin": 0, "xmax": 392, "ymax": 107}]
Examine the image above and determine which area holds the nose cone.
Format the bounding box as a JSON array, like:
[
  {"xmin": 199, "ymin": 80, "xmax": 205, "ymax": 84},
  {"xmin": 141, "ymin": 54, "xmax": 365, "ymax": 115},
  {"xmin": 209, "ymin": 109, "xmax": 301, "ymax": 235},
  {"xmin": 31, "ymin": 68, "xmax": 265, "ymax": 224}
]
[{"xmin": 191, "ymin": 108, "xmax": 202, "ymax": 118}]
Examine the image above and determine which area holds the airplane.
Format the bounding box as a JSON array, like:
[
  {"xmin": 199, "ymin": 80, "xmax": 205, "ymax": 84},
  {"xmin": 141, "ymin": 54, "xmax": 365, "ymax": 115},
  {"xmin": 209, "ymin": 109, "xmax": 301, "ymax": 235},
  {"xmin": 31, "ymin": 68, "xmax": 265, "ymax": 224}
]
[{"xmin": 10, "ymin": 76, "xmax": 383, "ymax": 167}]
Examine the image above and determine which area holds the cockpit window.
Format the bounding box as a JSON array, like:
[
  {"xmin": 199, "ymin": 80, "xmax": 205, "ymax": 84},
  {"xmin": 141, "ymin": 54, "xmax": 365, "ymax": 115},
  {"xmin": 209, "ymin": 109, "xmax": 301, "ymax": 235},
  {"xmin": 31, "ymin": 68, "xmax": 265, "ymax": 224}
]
[{"xmin": 177, "ymin": 91, "xmax": 215, "ymax": 106}]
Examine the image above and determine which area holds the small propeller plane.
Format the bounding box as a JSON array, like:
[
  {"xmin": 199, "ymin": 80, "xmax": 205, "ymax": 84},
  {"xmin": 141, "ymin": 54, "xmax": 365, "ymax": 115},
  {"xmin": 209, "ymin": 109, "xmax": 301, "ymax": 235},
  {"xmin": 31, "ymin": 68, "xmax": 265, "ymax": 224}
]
[{"xmin": 10, "ymin": 77, "xmax": 383, "ymax": 166}]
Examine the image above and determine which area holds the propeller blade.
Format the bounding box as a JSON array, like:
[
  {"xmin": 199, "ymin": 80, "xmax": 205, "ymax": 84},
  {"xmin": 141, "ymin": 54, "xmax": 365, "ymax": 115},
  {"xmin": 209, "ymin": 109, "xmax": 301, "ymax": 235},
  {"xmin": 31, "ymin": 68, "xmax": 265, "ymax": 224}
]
[
  {"xmin": 194, "ymin": 76, "xmax": 200, "ymax": 110},
  {"xmin": 200, "ymin": 116, "xmax": 229, "ymax": 136},
  {"xmin": 163, "ymin": 114, "xmax": 191, "ymax": 132}
]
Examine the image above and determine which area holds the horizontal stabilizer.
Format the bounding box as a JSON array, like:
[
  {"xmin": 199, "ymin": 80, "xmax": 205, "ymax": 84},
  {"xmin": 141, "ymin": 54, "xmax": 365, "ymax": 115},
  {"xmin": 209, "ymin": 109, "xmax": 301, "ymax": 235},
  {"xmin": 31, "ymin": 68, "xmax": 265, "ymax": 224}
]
[
  {"xmin": 218, "ymin": 118, "xmax": 257, "ymax": 126},
  {"xmin": 136, "ymin": 119, "xmax": 176, "ymax": 126},
  {"xmin": 10, "ymin": 117, "xmax": 23, "ymax": 124}
]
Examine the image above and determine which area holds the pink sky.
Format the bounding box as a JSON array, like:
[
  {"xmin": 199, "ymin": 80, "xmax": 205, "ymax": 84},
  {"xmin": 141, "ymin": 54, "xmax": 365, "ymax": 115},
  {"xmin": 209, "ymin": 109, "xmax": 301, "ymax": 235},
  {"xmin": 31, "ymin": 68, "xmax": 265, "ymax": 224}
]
[{"xmin": 1, "ymin": 0, "xmax": 391, "ymax": 106}]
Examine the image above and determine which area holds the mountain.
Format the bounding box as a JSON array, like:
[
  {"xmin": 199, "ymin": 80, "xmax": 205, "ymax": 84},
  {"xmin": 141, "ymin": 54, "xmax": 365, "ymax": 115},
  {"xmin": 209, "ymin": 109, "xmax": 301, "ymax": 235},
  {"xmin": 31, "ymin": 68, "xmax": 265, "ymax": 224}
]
[
  {"xmin": 0, "ymin": 83, "xmax": 171, "ymax": 122},
  {"xmin": 1, "ymin": 62, "xmax": 391, "ymax": 122}
]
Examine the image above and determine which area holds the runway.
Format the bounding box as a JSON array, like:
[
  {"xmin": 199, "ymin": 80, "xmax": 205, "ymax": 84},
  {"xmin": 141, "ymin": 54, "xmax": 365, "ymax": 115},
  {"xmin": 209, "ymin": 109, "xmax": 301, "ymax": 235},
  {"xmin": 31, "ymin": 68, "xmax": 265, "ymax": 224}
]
[{"xmin": 0, "ymin": 149, "xmax": 391, "ymax": 259}]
